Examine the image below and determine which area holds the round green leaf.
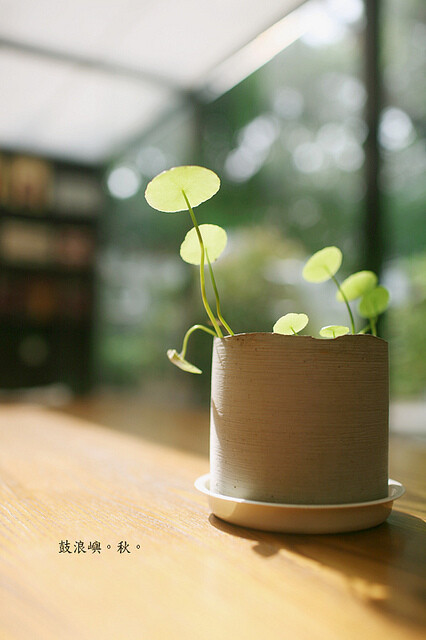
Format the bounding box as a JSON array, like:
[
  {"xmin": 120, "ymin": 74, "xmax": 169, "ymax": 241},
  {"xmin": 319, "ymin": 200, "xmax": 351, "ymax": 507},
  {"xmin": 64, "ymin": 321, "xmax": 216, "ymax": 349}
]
[
  {"xmin": 302, "ymin": 246, "xmax": 342, "ymax": 283},
  {"xmin": 336, "ymin": 271, "xmax": 378, "ymax": 302},
  {"xmin": 358, "ymin": 286, "xmax": 390, "ymax": 319},
  {"xmin": 273, "ymin": 313, "xmax": 309, "ymax": 335},
  {"xmin": 145, "ymin": 166, "xmax": 220, "ymax": 213},
  {"xmin": 319, "ymin": 325, "xmax": 350, "ymax": 339},
  {"xmin": 167, "ymin": 349, "xmax": 202, "ymax": 374},
  {"xmin": 180, "ymin": 224, "xmax": 227, "ymax": 265}
]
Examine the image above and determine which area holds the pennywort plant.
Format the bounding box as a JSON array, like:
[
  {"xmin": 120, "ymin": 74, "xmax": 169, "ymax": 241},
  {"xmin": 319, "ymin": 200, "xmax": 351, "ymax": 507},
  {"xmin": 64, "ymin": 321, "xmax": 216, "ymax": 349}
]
[
  {"xmin": 299, "ymin": 246, "xmax": 390, "ymax": 337},
  {"xmin": 145, "ymin": 166, "xmax": 234, "ymax": 373},
  {"xmin": 145, "ymin": 165, "xmax": 390, "ymax": 374}
]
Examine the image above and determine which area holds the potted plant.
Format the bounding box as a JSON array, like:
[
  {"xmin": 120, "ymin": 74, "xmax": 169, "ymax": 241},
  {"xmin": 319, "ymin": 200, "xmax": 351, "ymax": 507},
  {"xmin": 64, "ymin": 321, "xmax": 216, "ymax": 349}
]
[{"xmin": 145, "ymin": 166, "xmax": 404, "ymax": 533}]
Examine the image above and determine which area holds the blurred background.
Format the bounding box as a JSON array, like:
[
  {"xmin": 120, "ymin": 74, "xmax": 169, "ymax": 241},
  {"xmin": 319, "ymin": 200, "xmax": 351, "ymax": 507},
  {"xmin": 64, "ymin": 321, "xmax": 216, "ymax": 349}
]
[{"xmin": 0, "ymin": 0, "xmax": 424, "ymax": 431}]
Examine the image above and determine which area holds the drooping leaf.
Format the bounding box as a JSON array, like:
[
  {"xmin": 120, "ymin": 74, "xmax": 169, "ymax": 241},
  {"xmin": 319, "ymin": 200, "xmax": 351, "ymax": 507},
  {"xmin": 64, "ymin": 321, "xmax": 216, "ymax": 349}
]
[
  {"xmin": 145, "ymin": 166, "xmax": 220, "ymax": 213},
  {"xmin": 302, "ymin": 246, "xmax": 342, "ymax": 283},
  {"xmin": 358, "ymin": 286, "xmax": 390, "ymax": 319},
  {"xmin": 167, "ymin": 349, "xmax": 202, "ymax": 374},
  {"xmin": 273, "ymin": 313, "xmax": 309, "ymax": 335},
  {"xmin": 336, "ymin": 271, "xmax": 378, "ymax": 302},
  {"xmin": 319, "ymin": 325, "xmax": 350, "ymax": 338},
  {"xmin": 180, "ymin": 224, "xmax": 227, "ymax": 265}
]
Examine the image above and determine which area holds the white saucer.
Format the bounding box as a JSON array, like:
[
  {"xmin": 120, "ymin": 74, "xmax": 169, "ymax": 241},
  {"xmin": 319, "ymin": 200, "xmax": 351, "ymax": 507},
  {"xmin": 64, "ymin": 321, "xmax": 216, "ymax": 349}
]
[{"xmin": 194, "ymin": 474, "xmax": 405, "ymax": 534}]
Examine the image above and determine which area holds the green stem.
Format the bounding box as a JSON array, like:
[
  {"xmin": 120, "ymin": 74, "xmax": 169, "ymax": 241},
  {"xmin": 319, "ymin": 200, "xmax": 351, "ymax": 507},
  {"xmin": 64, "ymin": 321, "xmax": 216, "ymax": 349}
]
[
  {"xmin": 370, "ymin": 317, "xmax": 377, "ymax": 337},
  {"xmin": 180, "ymin": 324, "xmax": 216, "ymax": 359},
  {"xmin": 330, "ymin": 274, "xmax": 355, "ymax": 334},
  {"xmin": 358, "ymin": 324, "xmax": 370, "ymax": 335},
  {"xmin": 206, "ymin": 251, "xmax": 234, "ymax": 336},
  {"xmin": 181, "ymin": 190, "xmax": 222, "ymax": 338}
]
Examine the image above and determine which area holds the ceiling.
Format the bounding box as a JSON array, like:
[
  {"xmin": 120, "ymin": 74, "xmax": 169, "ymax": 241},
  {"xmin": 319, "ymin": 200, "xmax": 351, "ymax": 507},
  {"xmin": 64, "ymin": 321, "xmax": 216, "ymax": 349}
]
[{"xmin": 0, "ymin": 0, "xmax": 305, "ymax": 164}]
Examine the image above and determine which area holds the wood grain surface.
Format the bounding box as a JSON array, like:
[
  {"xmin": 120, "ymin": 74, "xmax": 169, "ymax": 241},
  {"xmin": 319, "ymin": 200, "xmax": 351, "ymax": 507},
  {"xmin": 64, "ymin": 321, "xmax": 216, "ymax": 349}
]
[{"xmin": 0, "ymin": 401, "xmax": 425, "ymax": 640}]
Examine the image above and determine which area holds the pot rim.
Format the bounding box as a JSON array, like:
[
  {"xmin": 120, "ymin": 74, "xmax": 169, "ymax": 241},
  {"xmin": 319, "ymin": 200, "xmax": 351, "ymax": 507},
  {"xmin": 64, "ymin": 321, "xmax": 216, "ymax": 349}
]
[{"xmin": 214, "ymin": 332, "xmax": 388, "ymax": 344}]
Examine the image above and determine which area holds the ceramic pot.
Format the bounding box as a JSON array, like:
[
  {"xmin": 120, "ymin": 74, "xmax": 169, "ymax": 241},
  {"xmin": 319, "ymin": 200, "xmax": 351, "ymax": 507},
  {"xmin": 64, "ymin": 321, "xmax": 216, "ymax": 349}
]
[{"xmin": 210, "ymin": 333, "xmax": 389, "ymax": 505}]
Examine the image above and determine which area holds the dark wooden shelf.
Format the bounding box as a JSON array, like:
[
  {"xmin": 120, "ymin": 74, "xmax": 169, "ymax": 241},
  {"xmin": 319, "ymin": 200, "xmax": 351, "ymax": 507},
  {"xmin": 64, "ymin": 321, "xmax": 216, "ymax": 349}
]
[
  {"xmin": 0, "ymin": 153, "xmax": 100, "ymax": 394},
  {"xmin": 0, "ymin": 207, "xmax": 98, "ymax": 226},
  {"xmin": 0, "ymin": 260, "xmax": 94, "ymax": 278},
  {"xmin": 0, "ymin": 314, "xmax": 91, "ymax": 328}
]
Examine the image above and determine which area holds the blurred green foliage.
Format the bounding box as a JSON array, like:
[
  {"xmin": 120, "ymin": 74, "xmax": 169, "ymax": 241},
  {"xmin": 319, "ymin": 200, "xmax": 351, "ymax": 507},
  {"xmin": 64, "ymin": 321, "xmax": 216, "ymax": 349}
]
[
  {"xmin": 98, "ymin": 0, "xmax": 425, "ymax": 402},
  {"xmin": 388, "ymin": 252, "xmax": 426, "ymax": 397}
]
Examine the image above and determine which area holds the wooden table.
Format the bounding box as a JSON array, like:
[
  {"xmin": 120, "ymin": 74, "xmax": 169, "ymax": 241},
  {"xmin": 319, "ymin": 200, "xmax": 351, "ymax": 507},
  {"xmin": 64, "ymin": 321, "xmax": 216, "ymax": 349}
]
[{"xmin": 0, "ymin": 401, "xmax": 425, "ymax": 640}]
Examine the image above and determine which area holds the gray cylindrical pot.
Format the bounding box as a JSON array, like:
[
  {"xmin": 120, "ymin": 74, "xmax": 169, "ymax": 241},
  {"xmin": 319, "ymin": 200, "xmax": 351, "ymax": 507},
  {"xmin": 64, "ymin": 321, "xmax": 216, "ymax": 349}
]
[{"xmin": 210, "ymin": 333, "xmax": 389, "ymax": 505}]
